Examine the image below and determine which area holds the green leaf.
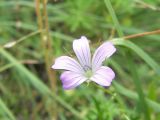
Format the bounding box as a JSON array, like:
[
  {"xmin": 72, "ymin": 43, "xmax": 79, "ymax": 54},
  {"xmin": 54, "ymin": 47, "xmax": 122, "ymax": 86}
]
[
  {"xmin": 111, "ymin": 39, "xmax": 160, "ymax": 75},
  {"xmin": 0, "ymin": 48, "xmax": 82, "ymax": 119},
  {"xmin": 0, "ymin": 98, "xmax": 16, "ymax": 120}
]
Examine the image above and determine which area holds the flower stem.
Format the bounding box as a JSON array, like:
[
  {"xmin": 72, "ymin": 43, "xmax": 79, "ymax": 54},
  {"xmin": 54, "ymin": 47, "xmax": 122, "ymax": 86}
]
[
  {"xmin": 93, "ymin": 83, "xmax": 113, "ymax": 95},
  {"xmin": 123, "ymin": 29, "xmax": 160, "ymax": 39}
]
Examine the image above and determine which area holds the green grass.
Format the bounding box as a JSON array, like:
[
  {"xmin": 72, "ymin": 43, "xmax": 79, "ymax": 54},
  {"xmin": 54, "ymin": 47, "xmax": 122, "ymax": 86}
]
[{"xmin": 0, "ymin": 0, "xmax": 160, "ymax": 119}]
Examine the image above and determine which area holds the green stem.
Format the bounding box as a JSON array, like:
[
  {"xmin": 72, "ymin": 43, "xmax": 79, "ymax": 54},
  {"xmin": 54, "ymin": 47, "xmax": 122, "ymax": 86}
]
[
  {"xmin": 0, "ymin": 48, "xmax": 83, "ymax": 119},
  {"xmin": 0, "ymin": 98, "xmax": 16, "ymax": 120},
  {"xmin": 104, "ymin": 2, "xmax": 152, "ymax": 118},
  {"xmin": 128, "ymin": 52, "xmax": 150, "ymax": 120},
  {"xmin": 104, "ymin": 0, "xmax": 124, "ymax": 37},
  {"xmin": 93, "ymin": 83, "xmax": 113, "ymax": 95},
  {"xmin": 95, "ymin": 83, "xmax": 131, "ymax": 120},
  {"xmin": 3, "ymin": 30, "xmax": 41, "ymax": 48}
]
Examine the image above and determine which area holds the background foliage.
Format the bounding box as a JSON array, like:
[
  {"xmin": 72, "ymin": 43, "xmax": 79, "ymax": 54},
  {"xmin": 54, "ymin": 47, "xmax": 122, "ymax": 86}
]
[{"xmin": 0, "ymin": 0, "xmax": 160, "ymax": 120}]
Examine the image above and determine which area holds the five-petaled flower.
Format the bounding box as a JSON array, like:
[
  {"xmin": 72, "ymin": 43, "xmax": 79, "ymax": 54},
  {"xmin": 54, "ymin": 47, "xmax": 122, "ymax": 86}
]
[{"xmin": 52, "ymin": 36, "xmax": 116, "ymax": 90}]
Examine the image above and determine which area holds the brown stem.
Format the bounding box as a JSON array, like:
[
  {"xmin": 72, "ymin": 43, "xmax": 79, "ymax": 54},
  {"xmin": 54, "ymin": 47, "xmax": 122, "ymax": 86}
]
[
  {"xmin": 35, "ymin": 0, "xmax": 43, "ymax": 39},
  {"xmin": 42, "ymin": 0, "xmax": 57, "ymax": 119},
  {"xmin": 123, "ymin": 29, "xmax": 160, "ymax": 39},
  {"xmin": 35, "ymin": 0, "xmax": 57, "ymax": 118},
  {"xmin": 42, "ymin": 0, "xmax": 56, "ymax": 91},
  {"xmin": 35, "ymin": 0, "xmax": 56, "ymax": 90}
]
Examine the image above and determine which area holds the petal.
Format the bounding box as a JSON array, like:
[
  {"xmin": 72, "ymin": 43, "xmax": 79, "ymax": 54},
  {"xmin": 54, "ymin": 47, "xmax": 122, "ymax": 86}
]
[
  {"xmin": 73, "ymin": 36, "xmax": 91, "ymax": 70},
  {"xmin": 60, "ymin": 71, "xmax": 87, "ymax": 90},
  {"xmin": 92, "ymin": 42, "xmax": 116, "ymax": 71},
  {"xmin": 90, "ymin": 66, "xmax": 115, "ymax": 86},
  {"xmin": 52, "ymin": 56, "xmax": 83, "ymax": 73}
]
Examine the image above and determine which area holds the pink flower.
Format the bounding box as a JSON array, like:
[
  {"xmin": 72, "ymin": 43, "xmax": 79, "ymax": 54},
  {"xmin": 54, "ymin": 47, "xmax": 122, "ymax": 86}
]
[{"xmin": 52, "ymin": 36, "xmax": 116, "ymax": 90}]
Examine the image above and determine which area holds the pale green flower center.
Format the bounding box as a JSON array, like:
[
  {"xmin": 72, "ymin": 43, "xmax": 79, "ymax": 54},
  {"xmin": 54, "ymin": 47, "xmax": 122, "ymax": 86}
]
[{"xmin": 85, "ymin": 70, "xmax": 93, "ymax": 78}]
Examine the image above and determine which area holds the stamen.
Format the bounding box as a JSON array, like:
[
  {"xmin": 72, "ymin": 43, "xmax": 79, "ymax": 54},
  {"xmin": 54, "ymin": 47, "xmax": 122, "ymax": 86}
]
[{"xmin": 83, "ymin": 65, "xmax": 91, "ymax": 71}]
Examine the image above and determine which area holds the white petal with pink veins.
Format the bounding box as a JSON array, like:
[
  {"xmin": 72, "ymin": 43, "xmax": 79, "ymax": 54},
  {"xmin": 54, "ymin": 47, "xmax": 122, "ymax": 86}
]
[
  {"xmin": 60, "ymin": 71, "xmax": 87, "ymax": 90},
  {"xmin": 73, "ymin": 36, "xmax": 91, "ymax": 69},
  {"xmin": 52, "ymin": 56, "xmax": 83, "ymax": 73},
  {"xmin": 92, "ymin": 42, "xmax": 116, "ymax": 71},
  {"xmin": 90, "ymin": 66, "xmax": 115, "ymax": 86}
]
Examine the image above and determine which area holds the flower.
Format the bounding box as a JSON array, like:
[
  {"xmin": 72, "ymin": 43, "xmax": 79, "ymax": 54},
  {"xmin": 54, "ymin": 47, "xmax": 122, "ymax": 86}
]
[{"xmin": 52, "ymin": 36, "xmax": 116, "ymax": 90}]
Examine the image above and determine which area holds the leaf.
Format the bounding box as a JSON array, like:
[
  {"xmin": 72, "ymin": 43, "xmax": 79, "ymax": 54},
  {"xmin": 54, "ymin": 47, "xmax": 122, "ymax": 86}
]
[
  {"xmin": 0, "ymin": 48, "xmax": 82, "ymax": 119},
  {"xmin": 0, "ymin": 98, "xmax": 16, "ymax": 120},
  {"xmin": 111, "ymin": 39, "xmax": 160, "ymax": 75}
]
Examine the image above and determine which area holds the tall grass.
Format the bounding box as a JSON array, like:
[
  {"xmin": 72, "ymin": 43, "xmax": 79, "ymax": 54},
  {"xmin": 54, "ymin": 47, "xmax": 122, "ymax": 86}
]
[{"xmin": 0, "ymin": 0, "xmax": 160, "ymax": 119}]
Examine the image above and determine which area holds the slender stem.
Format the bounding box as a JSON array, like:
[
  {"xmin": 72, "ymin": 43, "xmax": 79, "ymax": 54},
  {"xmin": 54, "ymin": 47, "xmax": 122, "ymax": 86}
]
[
  {"xmin": 93, "ymin": 83, "xmax": 113, "ymax": 95},
  {"xmin": 134, "ymin": 0, "xmax": 159, "ymax": 11},
  {"xmin": 42, "ymin": 0, "xmax": 57, "ymax": 119},
  {"xmin": 0, "ymin": 60, "xmax": 39, "ymax": 73},
  {"xmin": 103, "ymin": 2, "xmax": 150, "ymax": 119},
  {"xmin": 0, "ymin": 98, "xmax": 16, "ymax": 120},
  {"xmin": 35, "ymin": 0, "xmax": 46, "ymax": 53},
  {"xmin": 0, "ymin": 48, "xmax": 83, "ymax": 119},
  {"xmin": 104, "ymin": 0, "xmax": 124, "ymax": 37},
  {"xmin": 91, "ymin": 29, "xmax": 160, "ymax": 50},
  {"xmin": 15, "ymin": 30, "xmax": 42, "ymax": 44},
  {"xmin": 94, "ymin": 83, "xmax": 131, "ymax": 120},
  {"xmin": 35, "ymin": 0, "xmax": 57, "ymax": 119},
  {"xmin": 3, "ymin": 30, "xmax": 42, "ymax": 48},
  {"xmin": 128, "ymin": 53, "xmax": 150, "ymax": 120},
  {"xmin": 42, "ymin": 0, "xmax": 56, "ymax": 90},
  {"xmin": 35, "ymin": 0, "xmax": 43, "ymax": 39},
  {"xmin": 123, "ymin": 29, "xmax": 160, "ymax": 39}
]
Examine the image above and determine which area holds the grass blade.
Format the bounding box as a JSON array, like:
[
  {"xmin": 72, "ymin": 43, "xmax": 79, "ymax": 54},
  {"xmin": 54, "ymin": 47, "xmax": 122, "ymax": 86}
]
[
  {"xmin": 113, "ymin": 82, "xmax": 160, "ymax": 113},
  {"xmin": 111, "ymin": 39, "xmax": 160, "ymax": 74},
  {"xmin": 0, "ymin": 98, "xmax": 16, "ymax": 120},
  {"xmin": 128, "ymin": 53, "xmax": 150, "ymax": 120},
  {"xmin": 104, "ymin": 0, "xmax": 124, "ymax": 37},
  {"xmin": 0, "ymin": 48, "xmax": 82, "ymax": 119},
  {"xmin": 109, "ymin": 60, "xmax": 160, "ymax": 113}
]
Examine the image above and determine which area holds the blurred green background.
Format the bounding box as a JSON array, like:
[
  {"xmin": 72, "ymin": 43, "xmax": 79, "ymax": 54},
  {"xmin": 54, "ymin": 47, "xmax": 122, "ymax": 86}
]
[{"xmin": 0, "ymin": 0, "xmax": 160, "ymax": 120}]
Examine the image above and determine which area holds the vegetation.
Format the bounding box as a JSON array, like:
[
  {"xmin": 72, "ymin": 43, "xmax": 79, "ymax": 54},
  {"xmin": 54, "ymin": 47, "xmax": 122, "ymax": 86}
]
[{"xmin": 0, "ymin": 0, "xmax": 160, "ymax": 119}]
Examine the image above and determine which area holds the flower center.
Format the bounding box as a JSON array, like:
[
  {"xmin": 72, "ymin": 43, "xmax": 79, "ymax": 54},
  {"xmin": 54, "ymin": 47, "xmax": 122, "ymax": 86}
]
[
  {"xmin": 83, "ymin": 65, "xmax": 91, "ymax": 71},
  {"xmin": 84, "ymin": 69, "xmax": 93, "ymax": 78},
  {"xmin": 83, "ymin": 65, "xmax": 93, "ymax": 80}
]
